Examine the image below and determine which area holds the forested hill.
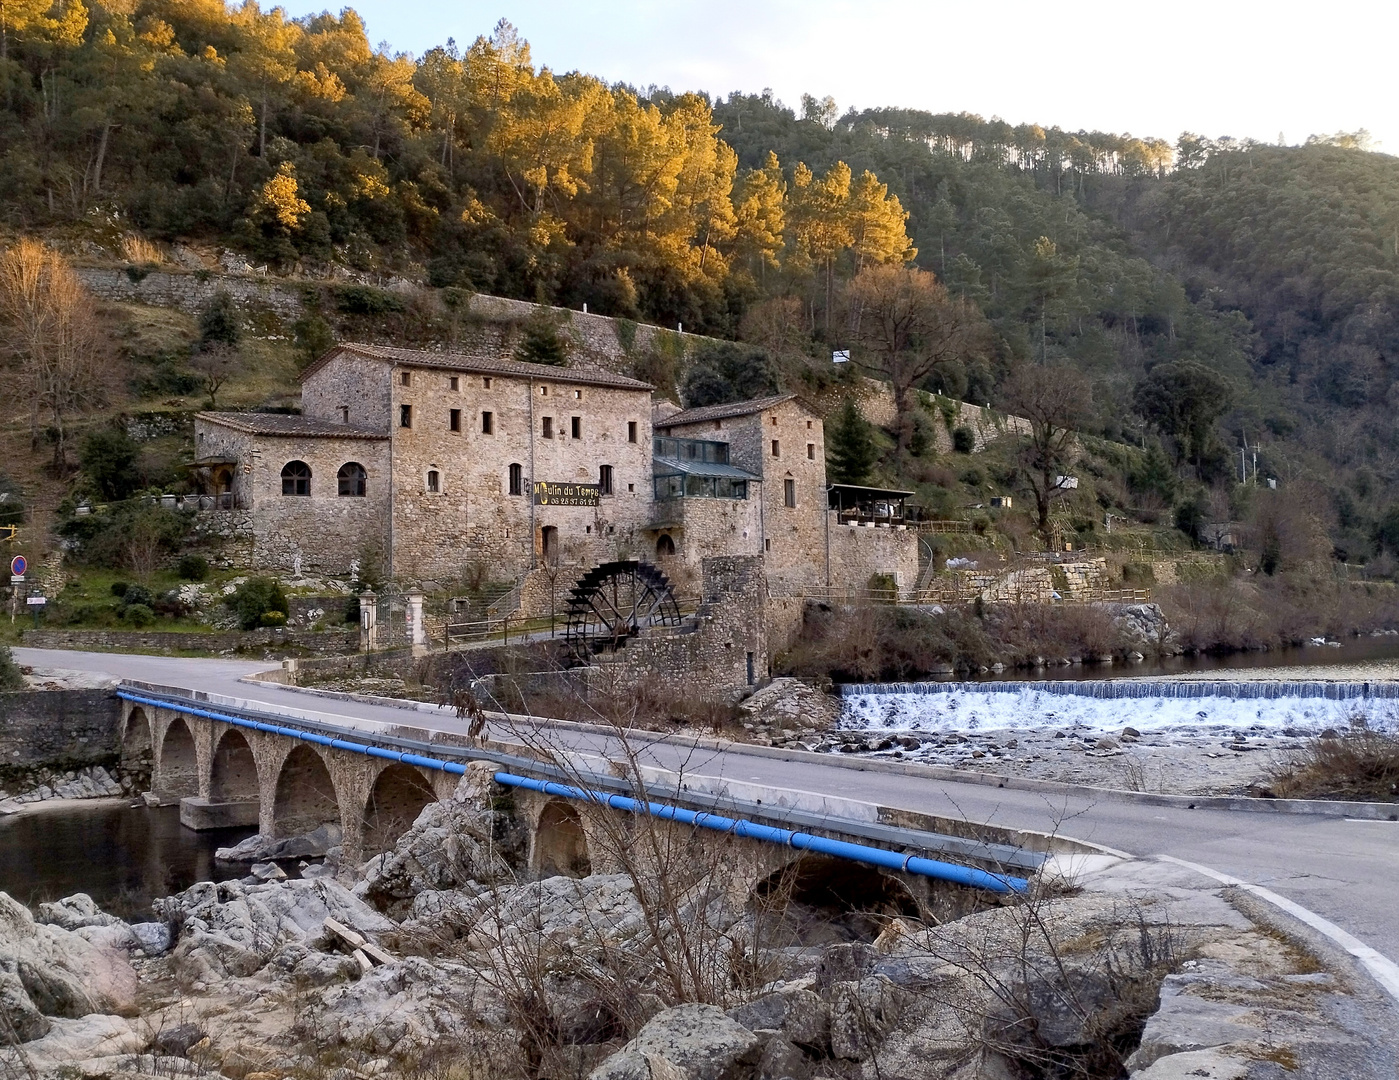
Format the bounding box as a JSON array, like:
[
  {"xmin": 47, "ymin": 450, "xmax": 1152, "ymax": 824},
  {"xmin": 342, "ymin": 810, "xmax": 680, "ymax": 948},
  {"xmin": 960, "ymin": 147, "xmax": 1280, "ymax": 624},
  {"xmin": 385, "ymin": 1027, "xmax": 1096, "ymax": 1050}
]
[{"xmin": 4, "ymin": 3, "xmax": 1399, "ymax": 564}]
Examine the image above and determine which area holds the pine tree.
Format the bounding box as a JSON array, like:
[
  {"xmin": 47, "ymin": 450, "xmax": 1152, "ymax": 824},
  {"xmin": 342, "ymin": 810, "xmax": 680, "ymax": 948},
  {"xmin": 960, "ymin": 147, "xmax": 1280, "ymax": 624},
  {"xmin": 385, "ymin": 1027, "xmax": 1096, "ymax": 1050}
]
[
  {"xmin": 827, "ymin": 398, "xmax": 877, "ymax": 485},
  {"xmin": 515, "ymin": 311, "xmax": 568, "ymax": 366}
]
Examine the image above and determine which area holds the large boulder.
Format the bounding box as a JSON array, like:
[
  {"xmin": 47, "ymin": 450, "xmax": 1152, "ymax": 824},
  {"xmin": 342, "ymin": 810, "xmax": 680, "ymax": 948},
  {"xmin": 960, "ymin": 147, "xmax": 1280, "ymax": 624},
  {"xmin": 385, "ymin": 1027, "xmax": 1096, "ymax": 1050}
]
[
  {"xmin": 590, "ymin": 1003, "xmax": 763, "ymax": 1080},
  {"xmin": 0, "ymin": 1014, "xmax": 145, "ymax": 1072},
  {"xmin": 0, "ymin": 892, "xmax": 137, "ymax": 1038},
  {"xmin": 155, "ymin": 878, "xmax": 392, "ymax": 982},
  {"xmin": 357, "ymin": 797, "xmax": 506, "ymax": 911},
  {"xmin": 728, "ymin": 984, "xmax": 829, "ymax": 1054}
]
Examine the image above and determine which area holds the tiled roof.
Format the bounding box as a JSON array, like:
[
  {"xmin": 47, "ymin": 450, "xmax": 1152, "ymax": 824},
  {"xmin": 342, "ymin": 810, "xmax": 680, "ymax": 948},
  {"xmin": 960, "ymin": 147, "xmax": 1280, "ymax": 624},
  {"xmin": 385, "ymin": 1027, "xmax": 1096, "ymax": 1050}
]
[
  {"xmin": 303, "ymin": 343, "xmax": 654, "ymax": 391},
  {"xmin": 656, "ymin": 394, "xmax": 798, "ymax": 428},
  {"xmin": 197, "ymin": 412, "xmax": 387, "ymax": 439}
]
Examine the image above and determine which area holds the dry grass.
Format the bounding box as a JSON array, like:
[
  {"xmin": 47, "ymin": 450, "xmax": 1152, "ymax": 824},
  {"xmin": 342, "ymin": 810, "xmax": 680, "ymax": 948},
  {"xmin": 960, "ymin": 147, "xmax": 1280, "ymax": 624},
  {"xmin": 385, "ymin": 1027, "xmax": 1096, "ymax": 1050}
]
[
  {"xmin": 1269, "ymin": 728, "xmax": 1399, "ymax": 803},
  {"xmin": 120, "ymin": 232, "xmax": 163, "ymax": 266}
]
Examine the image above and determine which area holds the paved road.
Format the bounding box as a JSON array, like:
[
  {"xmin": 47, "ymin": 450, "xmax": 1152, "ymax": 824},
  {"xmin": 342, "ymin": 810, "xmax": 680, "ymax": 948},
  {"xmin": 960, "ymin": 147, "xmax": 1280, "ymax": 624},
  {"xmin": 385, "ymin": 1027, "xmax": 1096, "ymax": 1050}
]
[{"xmin": 19, "ymin": 647, "xmax": 1399, "ymax": 981}]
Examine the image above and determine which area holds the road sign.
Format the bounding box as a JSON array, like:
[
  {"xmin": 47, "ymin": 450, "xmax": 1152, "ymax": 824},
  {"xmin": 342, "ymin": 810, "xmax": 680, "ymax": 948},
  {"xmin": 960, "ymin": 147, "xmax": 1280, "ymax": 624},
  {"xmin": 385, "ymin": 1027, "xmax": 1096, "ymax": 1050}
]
[
  {"xmin": 25, "ymin": 596, "xmax": 45, "ymax": 606},
  {"xmin": 9, "ymin": 555, "xmax": 25, "ymax": 577}
]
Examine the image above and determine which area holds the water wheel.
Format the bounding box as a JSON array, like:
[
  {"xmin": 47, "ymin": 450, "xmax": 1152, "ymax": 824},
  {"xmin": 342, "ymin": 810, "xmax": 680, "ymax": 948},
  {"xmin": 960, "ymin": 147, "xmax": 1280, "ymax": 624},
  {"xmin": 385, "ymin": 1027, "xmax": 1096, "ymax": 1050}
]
[{"xmin": 563, "ymin": 560, "xmax": 682, "ymax": 663}]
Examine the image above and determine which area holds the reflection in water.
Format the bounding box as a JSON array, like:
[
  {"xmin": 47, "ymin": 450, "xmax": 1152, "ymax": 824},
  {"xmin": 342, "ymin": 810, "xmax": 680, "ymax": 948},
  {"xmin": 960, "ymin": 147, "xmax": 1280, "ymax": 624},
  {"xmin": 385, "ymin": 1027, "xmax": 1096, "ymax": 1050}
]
[
  {"xmin": 0, "ymin": 802, "xmax": 254, "ymax": 921},
  {"xmin": 959, "ymin": 633, "xmax": 1399, "ymax": 682}
]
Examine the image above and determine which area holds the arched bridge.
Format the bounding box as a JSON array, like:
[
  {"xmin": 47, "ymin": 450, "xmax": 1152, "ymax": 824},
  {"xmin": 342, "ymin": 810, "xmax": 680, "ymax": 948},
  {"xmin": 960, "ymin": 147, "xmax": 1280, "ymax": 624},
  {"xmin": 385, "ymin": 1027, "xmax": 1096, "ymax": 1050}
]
[{"xmin": 115, "ymin": 683, "xmax": 1047, "ymax": 898}]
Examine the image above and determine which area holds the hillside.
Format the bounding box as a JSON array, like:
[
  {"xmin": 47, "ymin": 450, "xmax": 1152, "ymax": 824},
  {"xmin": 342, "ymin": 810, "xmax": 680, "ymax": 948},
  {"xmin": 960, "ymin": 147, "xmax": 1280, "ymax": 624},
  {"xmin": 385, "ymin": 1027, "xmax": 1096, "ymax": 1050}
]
[{"xmin": 2, "ymin": 3, "xmax": 1399, "ymax": 586}]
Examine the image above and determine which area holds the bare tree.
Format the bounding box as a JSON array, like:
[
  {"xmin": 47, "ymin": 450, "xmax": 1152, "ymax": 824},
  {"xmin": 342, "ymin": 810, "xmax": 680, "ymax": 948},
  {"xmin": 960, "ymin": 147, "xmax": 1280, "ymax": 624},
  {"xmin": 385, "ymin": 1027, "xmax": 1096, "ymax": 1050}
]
[
  {"xmin": 189, "ymin": 342, "xmax": 243, "ymax": 409},
  {"xmin": 1001, "ymin": 364, "xmax": 1092, "ymax": 547},
  {"xmin": 0, "ymin": 239, "xmax": 103, "ymax": 470},
  {"xmin": 845, "ymin": 265, "xmax": 984, "ymax": 451}
]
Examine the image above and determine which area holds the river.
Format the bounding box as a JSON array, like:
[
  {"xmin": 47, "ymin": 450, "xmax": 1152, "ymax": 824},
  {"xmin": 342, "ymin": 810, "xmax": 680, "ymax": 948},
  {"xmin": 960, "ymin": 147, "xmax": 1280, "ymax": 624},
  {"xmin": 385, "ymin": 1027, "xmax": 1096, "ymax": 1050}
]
[{"xmin": 0, "ymin": 802, "xmax": 253, "ymax": 920}]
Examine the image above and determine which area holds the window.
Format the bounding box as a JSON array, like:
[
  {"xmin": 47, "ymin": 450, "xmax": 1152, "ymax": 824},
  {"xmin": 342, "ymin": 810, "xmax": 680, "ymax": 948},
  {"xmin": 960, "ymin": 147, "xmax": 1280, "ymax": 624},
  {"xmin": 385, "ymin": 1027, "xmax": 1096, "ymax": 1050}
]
[
  {"xmin": 656, "ymin": 534, "xmax": 676, "ymax": 558},
  {"xmin": 508, "ymin": 463, "xmax": 523, "ymax": 496},
  {"xmin": 599, "ymin": 464, "xmax": 613, "ymax": 495},
  {"xmin": 628, "ymin": 421, "xmax": 637, "ymax": 443},
  {"xmin": 713, "ymin": 420, "xmax": 722, "ymax": 431},
  {"xmin": 337, "ymin": 462, "xmax": 366, "ymax": 497},
  {"xmin": 806, "ymin": 419, "xmax": 813, "ymax": 429},
  {"xmin": 339, "ymin": 406, "xmax": 349, "ymax": 424},
  {"xmin": 281, "ymin": 461, "xmax": 311, "ymax": 496},
  {"xmin": 539, "ymin": 385, "xmax": 548, "ymax": 396},
  {"xmin": 400, "ymin": 404, "xmax": 412, "ymax": 428},
  {"xmin": 449, "ymin": 409, "xmax": 461, "ymax": 432},
  {"xmin": 627, "ymin": 483, "xmax": 634, "ymax": 492},
  {"xmin": 426, "ymin": 469, "xmax": 440, "ymax": 493},
  {"xmin": 771, "ymin": 439, "xmax": 780, "ymax": 457},
  {"xmin": 542, "ymin": 416, "xmax": 553, "ymax": 439},
  {"xmin": 784, "ymin": 478, "xmax": 796, "ymax": 508},
  {"xmin": 483, "ymin": 376, "xmax": 492, "ymax": 389},
  {"xmin": 770, "ymin": 415, "xmax": 777, "ymax": 426},
  {"xmin": 807, "ymin": 443, "xmax": 815, "ymax": 460},
  {"xmin": 449, "ymin": 376, "xmax": 459, "ymax": 391},
  {"xmin": 573, "ymin": 389, "xmax": 582, "ymax": 400},
  {"xmin": 764, "ymin": 538, "xmax": 772, "ymax": 552},
  {"xmin": 571, "ymin": 416, "xmax": 581, "ymax": 439},
  {"xmin": 400, "ymin": 371, "xmax": 411, "ymax": 387},
  {"xmin": 481, "ymin": 410, "xmax": 494, "ymax": 434}
]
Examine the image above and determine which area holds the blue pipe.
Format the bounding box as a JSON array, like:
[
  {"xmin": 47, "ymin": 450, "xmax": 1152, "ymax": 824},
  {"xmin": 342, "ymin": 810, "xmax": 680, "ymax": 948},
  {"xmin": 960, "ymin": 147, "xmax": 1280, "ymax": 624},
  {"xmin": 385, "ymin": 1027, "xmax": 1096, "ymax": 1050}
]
[
  {"xmin": 116, "ymin": 689, "xmax": 1028, "ymax": 895},
  {"xmin": 493, "ymin": 772, "xmax": 1029, "ymax": 894}
]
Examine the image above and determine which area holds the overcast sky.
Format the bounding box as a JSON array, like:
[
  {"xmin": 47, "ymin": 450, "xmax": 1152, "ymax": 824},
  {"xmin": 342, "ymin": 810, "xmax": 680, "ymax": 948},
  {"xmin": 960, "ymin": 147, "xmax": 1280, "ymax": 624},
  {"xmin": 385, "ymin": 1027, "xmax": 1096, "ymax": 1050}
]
[{"xmin": 279, "ymin": 0, "xmax": 1399, "ymax": 154}]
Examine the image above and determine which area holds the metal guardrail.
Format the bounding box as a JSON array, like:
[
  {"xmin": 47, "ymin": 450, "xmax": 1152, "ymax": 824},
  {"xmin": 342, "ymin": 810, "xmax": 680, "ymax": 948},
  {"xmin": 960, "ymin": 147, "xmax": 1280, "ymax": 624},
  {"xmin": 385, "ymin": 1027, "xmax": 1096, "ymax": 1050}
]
[{"xmin": 116, "ymin": 681, "xmax": 1046, "ymax": 880}]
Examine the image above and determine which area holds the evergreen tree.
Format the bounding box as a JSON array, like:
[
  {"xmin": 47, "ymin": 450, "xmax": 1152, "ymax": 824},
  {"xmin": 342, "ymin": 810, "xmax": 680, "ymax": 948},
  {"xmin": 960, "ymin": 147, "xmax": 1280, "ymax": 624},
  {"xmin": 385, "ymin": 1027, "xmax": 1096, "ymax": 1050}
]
[
  {"xmin": 515, "ymin": 312, "xmax": 568, "ymax": 366},
  {"xmin": 827, "ymin": 398, "xmax": 877, "ymax": 485}
]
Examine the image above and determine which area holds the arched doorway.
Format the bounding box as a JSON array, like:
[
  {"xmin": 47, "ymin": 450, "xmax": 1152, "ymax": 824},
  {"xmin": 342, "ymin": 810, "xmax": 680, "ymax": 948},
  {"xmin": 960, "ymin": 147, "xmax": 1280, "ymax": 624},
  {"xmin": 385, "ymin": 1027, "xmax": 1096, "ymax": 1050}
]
[
  {"xmin": 210, "ymin": 730, "xmax": 258, "ymax": 802},
  {"xmin": 656, "ymin": 533, "xmax": 676, "ymax": 558},
  {"xmin": 750, "ymin": 855, "xmax": 921, "ymax": 945},
  {"xmin": 272, "ymin": 745, "xmax": 339, "ymax": 838},
  {"xmin": 157, "ymin": 718, "xmax": 198, "ymax": 798},
  {"xmin": 121, "ymin": 708, "xmax": 152, "ymax": 790},
  {"xmin": 362, "ymin": 764, "xmax": 437, "ymax": 856},
  {"xmin": 533, "ymin": 799, "xmax": 590, "ymax": 878}
]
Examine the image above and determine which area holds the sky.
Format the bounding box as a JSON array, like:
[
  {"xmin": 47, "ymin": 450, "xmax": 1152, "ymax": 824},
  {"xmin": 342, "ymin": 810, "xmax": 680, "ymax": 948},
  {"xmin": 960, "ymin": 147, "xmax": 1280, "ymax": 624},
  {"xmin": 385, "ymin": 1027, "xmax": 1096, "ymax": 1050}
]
[{"xmin": 279, "ymin": 0, "xmax": 1399, "ymax": 154}]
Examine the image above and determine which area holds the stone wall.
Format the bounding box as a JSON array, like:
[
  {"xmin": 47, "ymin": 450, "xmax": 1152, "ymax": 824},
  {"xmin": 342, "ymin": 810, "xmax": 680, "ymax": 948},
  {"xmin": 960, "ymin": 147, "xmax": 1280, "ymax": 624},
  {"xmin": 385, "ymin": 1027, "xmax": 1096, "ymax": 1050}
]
[
  {"xmin": 856, "ymin": 378, "xmax": 1031, "ymax": 452},
  {"xmin": 20, "ymin": 628, "xmax": 356, "ymax": 654},
  {"xmin": 76, "ymin": 268, "xmax": 305, "ymax": 319},
  {"xmin": 0, "ymin": 689, "xmax": 122, "ymax": 775},
  {"xmin": 825, "ymin": 517, "xmax": 923, "ymax": 593}
]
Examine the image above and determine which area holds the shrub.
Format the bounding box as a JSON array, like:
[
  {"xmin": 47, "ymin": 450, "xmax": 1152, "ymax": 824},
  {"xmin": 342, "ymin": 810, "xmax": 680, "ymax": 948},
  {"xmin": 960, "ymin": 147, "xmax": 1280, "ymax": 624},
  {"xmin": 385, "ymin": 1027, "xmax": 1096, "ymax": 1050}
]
[
  {"xmin": 259, "ymin": 610, "xmax": 287, "ymax": 628},
  {"xmin": 110, "ymin": 581, "xmax": 129, "ymax": 598},
  {"xmin": 0, "ymin": 645, "xmax": 23, "ymax": 691},
  {"xmin": 122, "ymin": 603, "xmax": 155, "ymax": 627},
  {"xmin": 198, "ymin": 290, "xmax": 241, "ymax": 348},
  {"xmin": 1270, "ymin": 727, "xmax": 1399, "ymax": 802},
  {"xmin": 225, "ymin": 576, "xmax": 289, "ymax": 631},
  {"xmin": 120, "ymin": 584, "xmax": 156, "ymax": 610},
  {"xmin": 952, "ymin": 425, "xmax": 976, "ymax": 453},
  {"xmin": 80, "ymin": 427, "xmax": 141, "ymax": 502},
  {"xmin": 514, "ymin": 310, "xmax": 568, "ymax": 366},
  {"xmin": 333, "ymin": 284, "xmax": 405, "ymax": 315},
  {"xmin": 59, "ymin": 503, "xmax": 192, "ymax": 575},
  {"xmin": 177, "ymin": 554, "xmax": 209, "ymax": 581}
]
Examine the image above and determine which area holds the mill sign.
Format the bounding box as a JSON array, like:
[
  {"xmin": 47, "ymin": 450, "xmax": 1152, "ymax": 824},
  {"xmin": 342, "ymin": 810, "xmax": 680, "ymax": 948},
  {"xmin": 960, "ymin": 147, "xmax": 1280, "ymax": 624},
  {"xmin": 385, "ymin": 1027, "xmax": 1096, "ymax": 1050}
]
[{"xmin": 533, "ymin": 481, "xmax": 601, "ymax": 507}]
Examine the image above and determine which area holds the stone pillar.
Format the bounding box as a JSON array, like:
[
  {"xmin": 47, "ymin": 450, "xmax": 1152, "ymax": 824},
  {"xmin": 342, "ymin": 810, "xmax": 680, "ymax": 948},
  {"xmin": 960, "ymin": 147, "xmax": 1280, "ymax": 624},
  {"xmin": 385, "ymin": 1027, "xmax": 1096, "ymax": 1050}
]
[
  {"xmin": 359, "ymin": 590, "xmax": 378, "ymax": 652},
  {"xmin": 405, "ymin": 589, "xmax": 426, "ymax": 656}
]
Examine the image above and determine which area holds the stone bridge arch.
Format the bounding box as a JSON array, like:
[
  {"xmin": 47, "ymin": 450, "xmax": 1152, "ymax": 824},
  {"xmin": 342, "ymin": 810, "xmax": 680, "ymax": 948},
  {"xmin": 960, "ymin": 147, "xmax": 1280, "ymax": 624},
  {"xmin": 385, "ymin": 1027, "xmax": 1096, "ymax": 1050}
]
[
  {"xmin": 531, "ymin": 798, "xmax": 592, "ymax": 878},
  {"xmin": 272, "ymin": 744, "xmax": 341, "ymax": 839},
  {"xmin": 210, "ymin": 729, "xmax": 259, "ymax": 802},
  {"xmin": 120, "ymin": 707, "xmax": 153, "ymax": 789},
  {"xmin": 362, "ymin": 764, "xmax": 437, "ymax": 857},
  {"xmin": 155, "ymin": 716, "xmax": 199, "ymax": 800}
]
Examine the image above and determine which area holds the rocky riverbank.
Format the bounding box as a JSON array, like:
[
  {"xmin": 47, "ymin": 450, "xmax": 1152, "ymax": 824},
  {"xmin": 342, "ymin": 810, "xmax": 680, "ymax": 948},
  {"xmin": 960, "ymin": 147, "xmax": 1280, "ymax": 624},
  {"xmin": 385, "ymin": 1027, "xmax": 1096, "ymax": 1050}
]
[{"xmin": 2, "ymin": 762, "xmax": 1395, "ymax": 1079}]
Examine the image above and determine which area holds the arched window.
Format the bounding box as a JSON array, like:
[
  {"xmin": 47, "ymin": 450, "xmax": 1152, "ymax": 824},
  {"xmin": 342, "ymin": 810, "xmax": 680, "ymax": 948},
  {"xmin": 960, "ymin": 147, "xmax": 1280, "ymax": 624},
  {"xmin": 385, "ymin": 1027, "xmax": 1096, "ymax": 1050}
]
[
  {"xmin": 337, "ymin": 462, "xmax": 366, "ymax": 497},
  {"xmin": 656, "ymin": 534, "xmax": 676, "ymax": 558},
  {"xmin": 508, "ymin": 463, "xmax": 523, "ymax": 496},
  {"xmin": 281, "ymin": 461, "xmax": 311, "ymax": 496}
]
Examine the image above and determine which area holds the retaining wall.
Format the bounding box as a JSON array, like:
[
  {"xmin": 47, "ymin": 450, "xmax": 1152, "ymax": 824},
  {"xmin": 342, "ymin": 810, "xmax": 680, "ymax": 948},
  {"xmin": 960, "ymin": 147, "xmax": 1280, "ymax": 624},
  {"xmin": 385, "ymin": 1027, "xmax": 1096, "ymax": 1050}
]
[
  {"xmin": 0, "ymin": 689, "xmax": 122, "ymax": 776},
  {"xmin": 19, "ymin": 628, "xmax": 357, "ymax": 655}
]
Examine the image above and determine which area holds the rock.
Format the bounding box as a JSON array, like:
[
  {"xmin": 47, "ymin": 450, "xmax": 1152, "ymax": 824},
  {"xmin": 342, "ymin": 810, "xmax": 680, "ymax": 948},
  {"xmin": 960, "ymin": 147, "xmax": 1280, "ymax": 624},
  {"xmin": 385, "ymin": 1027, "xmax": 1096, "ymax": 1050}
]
[
  {"xmin": 150, "ymin": 1021, "xmax": 207, "ymax": 1057},
  {"xmin": 756, "ymin": 1037, "xmax": 807, "ymax": 1080},
  {"xmin": 0, "ymin": 967, "xmax": 50, "ymax": 1041},
  {"xmin": 1125, "ymin": 976, "xmax": 1256, "ymax": 1071},
  {"xmin": 36, "ymin": 893, "xmax": 120, "ymax": 932},
  {"xmin": 0, "ymin": 892, "xmax": 137, "ymax": 1029},
  {"xmin": 728, "ymin": 986, "xmax": 828, "ymax": 1053},
  {"xmin": 590, "ymin": 1003, "xmax": 762, "ymax": 1080},
  {"xmin": 829, "ymin": 976, "xmax": 903, "ymax": 1061},
  {"xmin": 1128, "ymin": 1048, "xmax": 1249, "ymax": 1079},
  {"xmin": 737, "ymin": 678, "xmax": 841, "ymax": 733},
  {"xmin": 216, "ymin": 823, "xmax": 343, "ymax": 863},
  {"xmin": 0, "ymin": 1014, "xmax": 144, "ymax": 1071},
  {"xmin": 251, "ymin": 862, "xmax": 288, "ymax": 882},
  {"xmin": 1123, "ymin": 727, "xmax": 1142, "ymax": 738},
  {"xmin": 154, "ymin": 878, "xmax": 392, "ymax": 981},
  {"xmin": 129, "ymin": 922, "xmax": 172, "ymax": 956}
]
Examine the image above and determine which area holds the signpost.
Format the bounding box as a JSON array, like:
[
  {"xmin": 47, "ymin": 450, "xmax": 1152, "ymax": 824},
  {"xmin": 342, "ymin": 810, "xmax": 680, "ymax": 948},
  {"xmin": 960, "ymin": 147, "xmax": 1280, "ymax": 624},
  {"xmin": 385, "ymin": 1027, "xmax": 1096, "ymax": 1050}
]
[
  {"xmin": 532, "ymin": 481, "xmax": 601, "ymax": 507},
  {"xmin": 9, "ymin": 554, "xmax": 25, "ymax": 578}
]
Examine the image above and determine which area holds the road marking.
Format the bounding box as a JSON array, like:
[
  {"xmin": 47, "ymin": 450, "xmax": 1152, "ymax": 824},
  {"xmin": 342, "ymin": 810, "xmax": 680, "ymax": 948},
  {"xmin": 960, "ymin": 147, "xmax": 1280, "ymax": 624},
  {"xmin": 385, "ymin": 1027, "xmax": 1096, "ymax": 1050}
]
[{"xmin": 1159, "ymin": 854, "xmax": 1399, "ymax": 1004}]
